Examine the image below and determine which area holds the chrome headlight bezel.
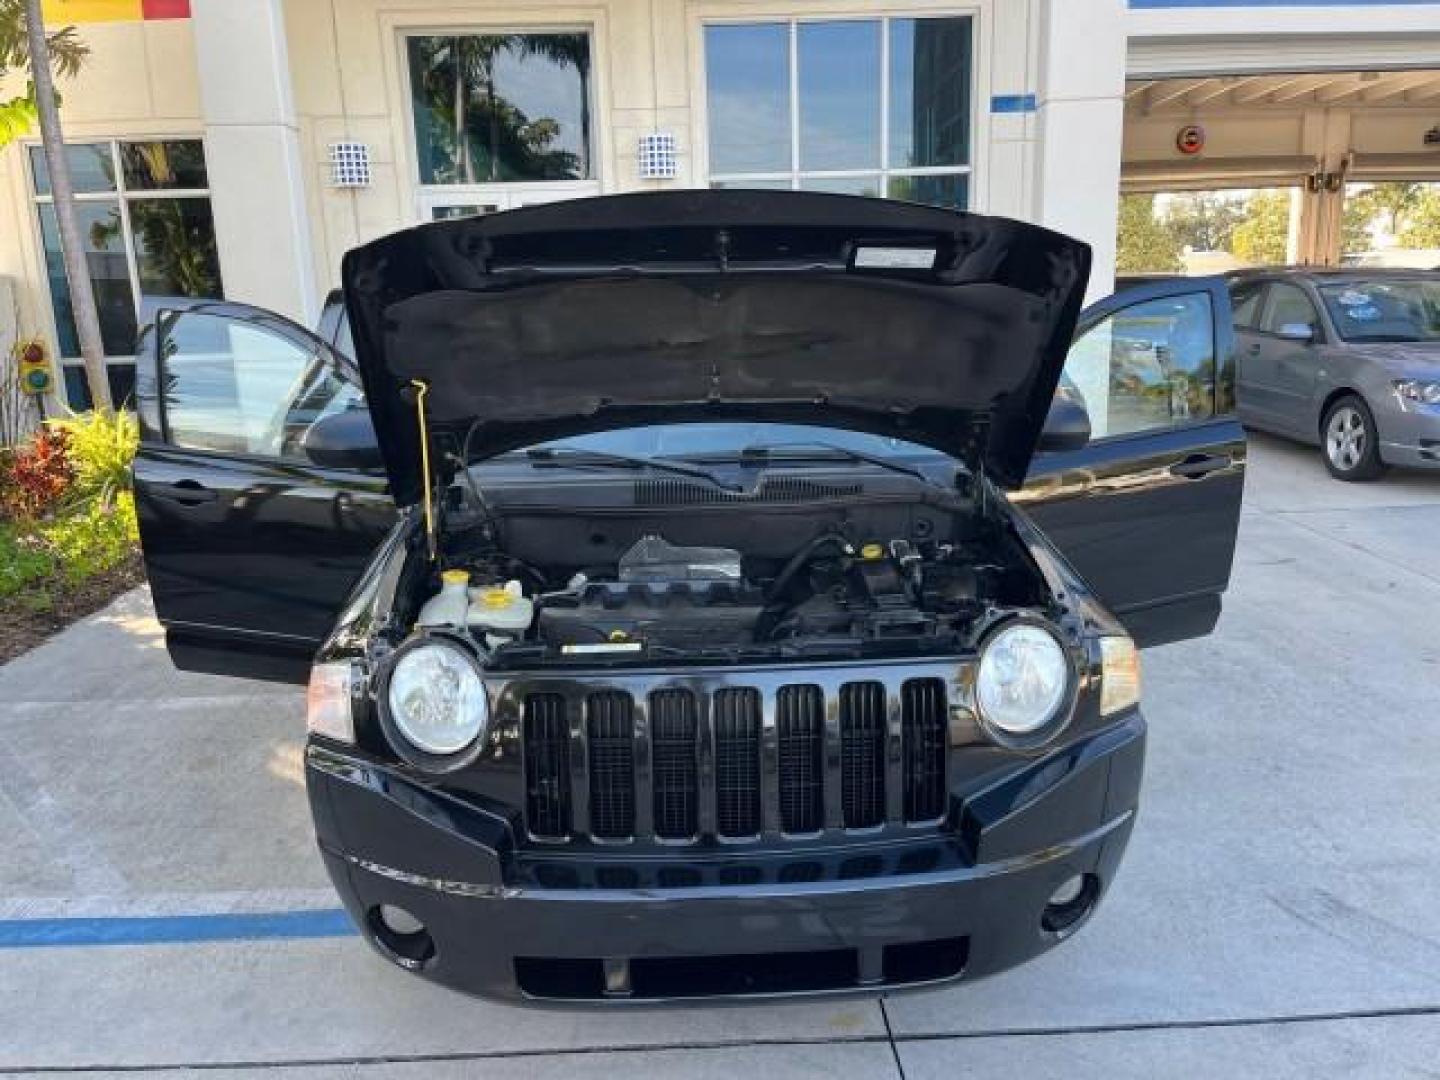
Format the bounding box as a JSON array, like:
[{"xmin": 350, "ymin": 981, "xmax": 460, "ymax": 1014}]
[
  {"xmin": 973, "ymin": 617, "xmax": 1079, "ymax": 748},
  {"xmin": 1393, "ymin": 378, "xmax": 1440, "ymax": 407},
  {"xmin": 375, "ymin": 633, "xmax": 490, "ymax": 771}
]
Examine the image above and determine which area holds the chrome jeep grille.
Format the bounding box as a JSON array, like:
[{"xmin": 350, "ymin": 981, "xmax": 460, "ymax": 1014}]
[{"xmin": 517, "ymin": 667, "xmax": 956, "ymax": 844}]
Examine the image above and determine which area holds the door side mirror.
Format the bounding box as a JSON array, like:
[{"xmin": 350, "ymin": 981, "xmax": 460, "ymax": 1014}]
[
  {"xmin": 303, "ymin": 408, "xmax": 383, "ymax": 470},
  {"xmin": 1038, "ymin": 392, "xmax": 1092, "ymax": 453},
  {"xmin": 1278, "ymin": 322, "xmax": 1314, "ymax": 342}
]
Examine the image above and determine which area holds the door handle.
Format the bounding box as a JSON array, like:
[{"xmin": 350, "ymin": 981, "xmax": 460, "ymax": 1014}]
[
  {"xmin": 1245, "ymin": 343, "xmax": 1262, "ymax": 355},
  {"xmin": 153, "ymin": 479, "xmax": 218, "ymax": 505},
  {"xmin": 1169, "ymin": 453, "xmax": 1231, "ymax": 480}
]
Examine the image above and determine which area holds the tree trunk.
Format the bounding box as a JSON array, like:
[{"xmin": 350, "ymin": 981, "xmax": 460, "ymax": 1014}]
[
  {"xmin": 23, "ymin": 0, "xmax": 111, "ymax": 411},
  {"xmin": 455, "ymin": 41, "xmax": 473, "ymax": 183}
]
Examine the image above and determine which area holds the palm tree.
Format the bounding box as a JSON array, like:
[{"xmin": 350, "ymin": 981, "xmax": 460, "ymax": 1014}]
[
  {"xmin": 517, "ymin": 34, "xmax": 591, "ymax": 178},
  {"xmin": 1, "ymin": 1, "xmax": 109, "ymax": 409}
]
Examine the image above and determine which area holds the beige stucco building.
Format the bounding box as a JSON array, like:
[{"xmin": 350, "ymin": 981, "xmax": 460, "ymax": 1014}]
[{"xmin": 1, "ymin": 0, "xmax": 1437, "ymax": 413}]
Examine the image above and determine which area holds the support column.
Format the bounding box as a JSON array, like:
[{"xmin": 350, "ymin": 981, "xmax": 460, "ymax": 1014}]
[
  {"xmin": 1033, "ymin": 0, "xmax": 1128, "ymax": 302},
  {"xmin": 191, "ymin": 0, "xmax": 318, "ymax": 325}
]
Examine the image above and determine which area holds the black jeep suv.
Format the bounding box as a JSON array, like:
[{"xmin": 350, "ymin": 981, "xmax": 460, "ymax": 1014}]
[{"xmin": 132, "ymin": 191, "xmax": 1244, "ymax": 1002}]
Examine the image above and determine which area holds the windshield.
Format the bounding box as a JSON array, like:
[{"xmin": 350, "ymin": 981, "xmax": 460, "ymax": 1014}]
[
  {"xmin": 1317, "ymin": 279, "xmax": 1440, "ymax": 344},
  {"xmin": 491, "ymin": 423, "xmax": 947, "ymax": 463}
]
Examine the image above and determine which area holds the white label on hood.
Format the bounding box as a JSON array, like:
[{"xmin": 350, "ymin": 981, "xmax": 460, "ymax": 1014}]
[{"xmin": 853, "ymin": 246, "xmax": 936, "ymax": 270}]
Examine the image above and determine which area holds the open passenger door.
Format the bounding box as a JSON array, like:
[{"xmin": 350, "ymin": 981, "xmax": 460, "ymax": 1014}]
[{"xmin": 1022, "ymin": 277, "xmax": 1246, "ymax": 647}]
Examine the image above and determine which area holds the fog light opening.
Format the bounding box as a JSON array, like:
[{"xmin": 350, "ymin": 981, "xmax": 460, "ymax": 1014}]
[
  {"xmin": 367, "ymin": 904, "xmax": 436, "ymax": 970},
  {"xmin": 1041, "ymin": 873, "xmax": 1100, "ymax": 936}
]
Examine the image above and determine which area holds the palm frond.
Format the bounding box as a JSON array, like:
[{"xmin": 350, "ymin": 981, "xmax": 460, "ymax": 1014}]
[
  {"xmin": 0, "ymin": 91, "xmax": 37, "ymax": 145},
  {"xmin": 0, "ymin": 1, "xmax": 89, "ymax": 79}
]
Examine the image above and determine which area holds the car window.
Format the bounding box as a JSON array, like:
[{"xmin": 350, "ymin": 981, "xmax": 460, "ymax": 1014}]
[
  {"xmin": 158, "ymin": 311, "xmax": 362, "ymax": 458},
  {"xmin": 1259, "ymin": 283, "xmax": 1319, "ymax": 336},
  {"xmin": 1316, "ymin": 279, "xmax": 1440, "ymax": 343},
  {"xmin": 1228, "ymin": 281, "xmax": 1266, "ymax": 329},
  {"xmin": 1061, "ymin": 291, "xmax": 1217, "ymax": 439}
]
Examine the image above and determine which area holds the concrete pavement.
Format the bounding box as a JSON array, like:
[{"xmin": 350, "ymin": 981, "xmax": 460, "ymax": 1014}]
[{"xmin": 1, "ymin": 432, "xmax": 1438, "ymax": 1077}]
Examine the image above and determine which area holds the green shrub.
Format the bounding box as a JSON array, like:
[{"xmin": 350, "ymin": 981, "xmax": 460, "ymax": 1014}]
[
  {"xmin": 0, "ymin": 523, "xmax": 58, "ymax": 600},
  {"xmin": 48, "ymin": 408, "xmax": 138, "ymax": 508},
  {"xmin": 39, "ymin": 492, "xmax": 139, "ymax": 583}
]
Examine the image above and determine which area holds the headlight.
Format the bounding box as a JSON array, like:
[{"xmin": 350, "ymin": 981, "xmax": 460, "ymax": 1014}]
[
  {"xmin": 1099, "ymin": 635, "xmax": 1141, "ymax": 717},
  {"xmin": 975, "ymin": 622, "xmax": 1072, "ymax": 738},
  {"xmin": 385, "ymin": 639, "xmax": 489, "ymax": 757},
  {"xmin": 1394, "ymin": 378, "xmax": 1440, "ymax": 406}
]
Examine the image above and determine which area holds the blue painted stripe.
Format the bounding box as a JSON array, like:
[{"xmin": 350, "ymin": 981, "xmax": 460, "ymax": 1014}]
[
  {"xmin": 0, "ymin": 909, "xmax": 356, "ymax": 949},
  {"xmin": 1132, "ymin": 0, "xmax": 1440, "ymax": 8},
  {"xmin": 991, "ymin": 94, "xmax": 1037, "ymax": 114}
]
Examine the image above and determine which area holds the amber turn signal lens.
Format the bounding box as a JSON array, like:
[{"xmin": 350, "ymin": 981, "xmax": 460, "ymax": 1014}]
[
  {"xmin": 307, "ymin": 661, "xmax": 358, "ymax": 743},
  {"xmin": 1099, "ymin": 636, "xmax": 1141, "ymax": 717}
]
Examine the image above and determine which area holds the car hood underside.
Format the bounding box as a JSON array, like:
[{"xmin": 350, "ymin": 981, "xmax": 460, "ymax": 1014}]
[{"xmin": 341, "ymin": 190, "xmax": 1091, "ymax": 506}]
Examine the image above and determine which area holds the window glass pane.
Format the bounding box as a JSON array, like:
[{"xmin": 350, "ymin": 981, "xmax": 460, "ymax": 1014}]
[
  {"xmin": 37, "ymin": 202, "xmax": 137, "ymax": 358},
  {"xmin": 129, "ymin": 197, "xmax": 224, "ymax": 300},
  {"xmin": 798, "ymin": 175, "xmax": 881, "ymax": 197},
  {"xmin": 407, "ymin": 33, "xmax": 592, "ymax": 185},
  {"xmin": 887, "ymin": 173, "xmax": 967, "ymax": 210},
  {"xmin": 705, "ymin": 24, "xmax": 791, "ymax": 174},
  {"xmin": 120, "ymin": 140, "xmax": 209, "ymax": 190},
  {"xmin": 797, "ymin": 20, "xmax": 879, "ymax": 171},
  {"xmin": 1228, "ymin": 282, "xmax": 1265, "ymax": 328},
  {"xmin": 1063, "ymin": 293, "xmax": 1216, "ymax": 439},
  {"xmin": 61, "ymin": 362, "xmax": 137, "ymax": 411},
  {"xmin": 430, "ymin": 203, "xmax": 501, "ymax": 220},
  {"xmin": 1318, "ymin": 279, "xmax": 1440, "ymax": 343},
  {"xmin": 710, "ymin": 178, "xmax": 792, "ymax": 190},
  {"xmin": 161, "ymin": 313, "xmax": 329, "ymax": 458},
  {"xmin": 1259, "ymin": 283, "xmax": 1319, "ymax": 335},
  {"xmin": 889, "ymin": 18, "xmax": 970, "ymax": 168},
  {"xmin": 29, "ymin": 143, "xmax": 115, "ymax": 196}
]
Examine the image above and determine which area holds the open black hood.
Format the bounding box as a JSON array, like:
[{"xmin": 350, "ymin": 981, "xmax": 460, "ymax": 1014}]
[{"xmin": 342, "ymin": 190, "xmax": 1090, "ymax": 507}]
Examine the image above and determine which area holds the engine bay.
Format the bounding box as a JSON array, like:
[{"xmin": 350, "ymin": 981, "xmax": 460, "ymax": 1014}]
[{"xmin": 386, "ymin": 464, "xmax": 1052, "ymax": 667}]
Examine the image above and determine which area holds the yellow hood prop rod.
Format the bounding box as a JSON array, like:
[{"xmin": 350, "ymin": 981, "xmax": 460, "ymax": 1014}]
[{"xmin": 410, "ymin": 378, "xmax": 438, "ymax": 564}]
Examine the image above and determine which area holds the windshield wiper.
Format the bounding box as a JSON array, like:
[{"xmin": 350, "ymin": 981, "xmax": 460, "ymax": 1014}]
[
  {"xmin": 524, "ymin": 447, "xmax": 744, "ymax": 492},
  {"xmin": 737, "ymin": 441, "xmax": 942, "ymax": 489}
]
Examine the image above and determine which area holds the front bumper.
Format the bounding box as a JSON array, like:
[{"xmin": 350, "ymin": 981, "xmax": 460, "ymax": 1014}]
[
  {"xmin": 1379, "ymin": 401, "xmax": 1440, "ymax": 468},
  {"xmin": 305, "ymin": 712, "xmax": 1145, "ymax": 1003}
]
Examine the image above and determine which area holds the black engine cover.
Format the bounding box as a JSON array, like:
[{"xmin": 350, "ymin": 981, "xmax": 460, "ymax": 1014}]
[{"xmin": 536, "ymin": 581, "xmax": 765, "ymax": 650}]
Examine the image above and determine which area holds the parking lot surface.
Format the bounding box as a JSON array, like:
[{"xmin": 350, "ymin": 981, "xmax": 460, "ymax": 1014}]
[{"xmin": 2, "ymin": 432, "xmax": 1438, "ymax": 1077}]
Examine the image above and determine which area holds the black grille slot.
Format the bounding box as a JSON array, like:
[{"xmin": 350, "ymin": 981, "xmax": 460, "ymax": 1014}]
[
  {"xmin": 650, "ymin": 690, "xmax": 699, "ymax": 840},
  {"xmin": 587, "ymin": 692, "xmax": 635, "ymax": 840},
  {"xmin": 523, "ymin": 693, "xmax": 571, "ymax": 839},
  {"xmin": 777, "ymin": 685, "xmax": 824, "ymax": 833},
  {"xmin": 902, "ymin": 679, "xmax": 948, "ymax": 822},
  {"xmin": 714, "ymin": 688, "xmax": 761, "ymax": 838},
  {"xmin": 840, "ymin": 682, "xmax": 887, "ymax": 828}
]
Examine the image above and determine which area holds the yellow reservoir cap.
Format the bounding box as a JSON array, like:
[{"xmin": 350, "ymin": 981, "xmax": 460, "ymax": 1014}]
[
  {"xmin": 440, "ymin": 569, "xmax": 470, "ymax": 586},
  {"xmin": 860, "ymin": 543, "xmax": 884, "ymax": 560},
  {"xmin": 478, "ymin": 587, "xmax": 513, "ymax": 608}
]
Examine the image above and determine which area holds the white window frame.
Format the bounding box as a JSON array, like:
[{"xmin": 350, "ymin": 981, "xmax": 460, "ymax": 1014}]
[
  {"xmin": 397, "ymin": 26, "xmax": 604, "ymax": 224},
  {"xmin": 697, "ymin": 11, "xmax": 980, "ymax": 203},
  {"xmin": 25, "ymin": 136, "xmax": 218, "ymax": 409}
]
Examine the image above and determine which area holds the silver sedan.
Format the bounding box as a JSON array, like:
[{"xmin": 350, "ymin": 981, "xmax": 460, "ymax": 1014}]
[{"xmin": 1227, "ymin": 269, "xmax": 1440, "ymax": 480}]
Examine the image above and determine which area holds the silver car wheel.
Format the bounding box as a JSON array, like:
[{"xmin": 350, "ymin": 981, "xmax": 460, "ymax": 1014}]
[{"xmin": 1326, "ymin": 405, "xmax": 1366, "ymax": 472}]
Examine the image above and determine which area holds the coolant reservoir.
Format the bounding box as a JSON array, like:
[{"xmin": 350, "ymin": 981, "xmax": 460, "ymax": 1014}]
[
  {"xmin": 417, "ymin": 569, "xmax": 471, "ymax": 628},
  {"xmin": 467, "ymin": 579, "xmax": 534, "ymax": 644}
]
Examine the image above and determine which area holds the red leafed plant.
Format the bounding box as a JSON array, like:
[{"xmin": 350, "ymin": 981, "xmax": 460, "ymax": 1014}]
[{"xmin": 0, "ymin": 427, "xmax": 75, "ymax": 522}]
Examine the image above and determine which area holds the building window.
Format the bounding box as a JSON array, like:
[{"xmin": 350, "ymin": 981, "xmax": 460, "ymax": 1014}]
[
  {"xmin": 29, "ymin": 139, "xmax": 223, "ymax": 409},
  {"xmin": 407, "ymin": 33, "xmax": 594, "ymax": 186},
  {"xmin": 704, "ymin": 16, "xmax": 972, "ymax": 209}
]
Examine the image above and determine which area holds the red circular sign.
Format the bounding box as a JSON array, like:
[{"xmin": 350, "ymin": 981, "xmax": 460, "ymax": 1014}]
[{"xmin": 1176, "ymin": 125, "xmax": 1205, "ymax": 156}]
